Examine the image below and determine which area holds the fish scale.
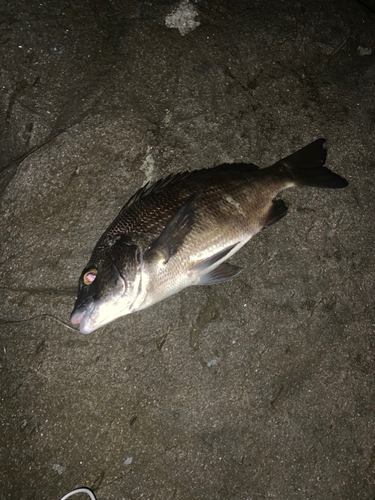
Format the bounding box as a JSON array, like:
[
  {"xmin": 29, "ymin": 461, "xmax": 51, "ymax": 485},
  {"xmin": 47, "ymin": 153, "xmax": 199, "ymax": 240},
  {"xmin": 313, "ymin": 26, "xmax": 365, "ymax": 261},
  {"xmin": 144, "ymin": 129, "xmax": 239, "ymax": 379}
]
[{"xmin": 71, "ymin": 139, "xmax": 348, "ymax": 334}]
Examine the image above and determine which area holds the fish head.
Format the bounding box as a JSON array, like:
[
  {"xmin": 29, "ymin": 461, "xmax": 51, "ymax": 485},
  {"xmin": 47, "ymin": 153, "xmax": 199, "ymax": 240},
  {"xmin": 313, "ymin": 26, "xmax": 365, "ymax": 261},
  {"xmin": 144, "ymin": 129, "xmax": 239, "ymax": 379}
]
[{"xmin": 71, "ymin": 239, "xmax": 142, "ymax": 334}]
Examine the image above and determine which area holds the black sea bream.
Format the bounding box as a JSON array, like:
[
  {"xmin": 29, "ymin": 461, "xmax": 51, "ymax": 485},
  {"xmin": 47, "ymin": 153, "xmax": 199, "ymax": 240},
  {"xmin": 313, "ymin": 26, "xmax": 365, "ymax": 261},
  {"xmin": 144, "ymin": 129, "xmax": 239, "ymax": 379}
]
[{"xmin": 71, "ymin": 139, "xmax": 348, "ymax": 334}]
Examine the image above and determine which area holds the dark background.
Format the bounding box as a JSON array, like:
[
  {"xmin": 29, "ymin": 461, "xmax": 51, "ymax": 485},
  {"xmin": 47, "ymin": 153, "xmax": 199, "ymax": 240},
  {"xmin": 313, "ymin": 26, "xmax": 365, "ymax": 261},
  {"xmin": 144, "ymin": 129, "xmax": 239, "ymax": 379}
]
[{"xmin": 1, "ymin": 1, "xmax": 374, "ymax": 499}]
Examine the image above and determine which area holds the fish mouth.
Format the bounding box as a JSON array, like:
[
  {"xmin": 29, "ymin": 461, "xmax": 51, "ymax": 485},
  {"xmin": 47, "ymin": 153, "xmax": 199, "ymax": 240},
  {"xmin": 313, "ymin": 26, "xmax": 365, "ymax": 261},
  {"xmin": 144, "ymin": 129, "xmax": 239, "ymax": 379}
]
[{"xmin": 70, "ymin": 299, "xmax": 94, "ymax": 334}]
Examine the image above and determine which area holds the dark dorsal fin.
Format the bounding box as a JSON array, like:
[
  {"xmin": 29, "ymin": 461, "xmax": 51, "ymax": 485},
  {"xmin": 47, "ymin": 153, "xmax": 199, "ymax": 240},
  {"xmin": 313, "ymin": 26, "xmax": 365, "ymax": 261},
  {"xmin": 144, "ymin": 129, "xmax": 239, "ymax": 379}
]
[
  {"xmin": 121, "ymin": 172, "xmax": 191, "ymax": 210},
  {"xmin": 122, "ymin": 162, "xmax": 259, "ymax": 210},
  {"xmin": 211, "ymin": 162, "xmax": 259, "ymax": 173}
]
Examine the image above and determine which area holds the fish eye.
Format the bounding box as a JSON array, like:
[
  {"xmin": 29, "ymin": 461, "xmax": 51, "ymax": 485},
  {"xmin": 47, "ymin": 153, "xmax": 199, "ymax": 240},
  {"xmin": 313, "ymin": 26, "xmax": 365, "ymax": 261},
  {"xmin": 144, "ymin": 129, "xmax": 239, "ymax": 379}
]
[{"xmin": 83, "ymin": 269, "xmax": 97, "ymax": 285}]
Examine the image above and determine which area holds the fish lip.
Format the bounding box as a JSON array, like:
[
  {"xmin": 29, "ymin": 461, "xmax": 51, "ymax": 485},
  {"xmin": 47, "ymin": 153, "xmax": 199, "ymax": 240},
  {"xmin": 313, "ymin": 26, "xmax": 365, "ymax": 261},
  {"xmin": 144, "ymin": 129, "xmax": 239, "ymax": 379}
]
[
  {"xmin": 79, "ymin": 319, "xmax": 96, "ymax": 335},
  {"xmin": 70, "ymin": 299, "xmax": 94, "ymax": 333},
  {"xmin": 70, "ymin": 307, "xmax": 87, "ymax": 325},
  {"xmin": 78, "ymin": 300, "xmax": 118, "ymax": 334},
  {"xmin": 78, "ymin": 301, "xmax": 95, "ymax": 334}
]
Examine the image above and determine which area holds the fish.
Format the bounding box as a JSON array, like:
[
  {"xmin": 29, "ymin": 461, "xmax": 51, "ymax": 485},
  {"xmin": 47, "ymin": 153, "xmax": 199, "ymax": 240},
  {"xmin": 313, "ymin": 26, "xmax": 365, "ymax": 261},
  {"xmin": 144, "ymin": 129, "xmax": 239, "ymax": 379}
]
[{"xmin": 71, "ymin": 138, "xmax": 348, "ymax": 334}]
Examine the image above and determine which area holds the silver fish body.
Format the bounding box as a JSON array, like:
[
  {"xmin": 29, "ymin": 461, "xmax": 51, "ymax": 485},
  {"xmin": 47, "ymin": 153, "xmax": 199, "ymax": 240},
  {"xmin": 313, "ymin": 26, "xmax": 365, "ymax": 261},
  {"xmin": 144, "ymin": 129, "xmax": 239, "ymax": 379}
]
[{"xmin": 71, "ymin": 139, "xmax": 348, "ymax": 334}]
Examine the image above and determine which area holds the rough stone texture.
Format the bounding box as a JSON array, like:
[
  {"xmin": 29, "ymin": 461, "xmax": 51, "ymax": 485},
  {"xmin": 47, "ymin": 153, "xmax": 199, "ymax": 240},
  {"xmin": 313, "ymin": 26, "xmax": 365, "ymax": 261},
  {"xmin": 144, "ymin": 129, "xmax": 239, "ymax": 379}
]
[{"xmin": 1, "ymin": 1, "xmax": 374, "ymax": 499}]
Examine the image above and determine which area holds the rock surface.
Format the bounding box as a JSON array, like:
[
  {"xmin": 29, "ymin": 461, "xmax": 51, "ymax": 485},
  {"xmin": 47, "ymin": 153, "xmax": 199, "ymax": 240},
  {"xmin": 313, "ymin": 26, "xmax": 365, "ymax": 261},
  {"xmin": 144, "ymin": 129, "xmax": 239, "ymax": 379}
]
[{"xmin": 1, "ymin": 1, "xmax": 374, "ymax": 499}]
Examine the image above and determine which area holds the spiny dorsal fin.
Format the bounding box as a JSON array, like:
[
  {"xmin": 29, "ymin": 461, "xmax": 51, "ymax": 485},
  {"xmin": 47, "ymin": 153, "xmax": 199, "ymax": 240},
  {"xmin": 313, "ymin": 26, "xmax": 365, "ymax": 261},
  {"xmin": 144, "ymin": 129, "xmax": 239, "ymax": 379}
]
[
  {"xmin": 122, "ymin": 172, "xmax": 191, "ymax": 210},
  {"xmin": 122, "ymin": 162, "xmax": 259, "ymax": 210},
  {"xmin": 212, "ymin": 162, "xmax": 259, "ymax": 173}
]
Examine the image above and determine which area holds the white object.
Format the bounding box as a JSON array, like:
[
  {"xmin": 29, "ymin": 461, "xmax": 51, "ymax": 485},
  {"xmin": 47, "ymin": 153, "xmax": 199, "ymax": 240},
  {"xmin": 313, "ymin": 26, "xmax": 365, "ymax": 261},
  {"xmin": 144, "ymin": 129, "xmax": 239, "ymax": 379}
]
[{"xmin": 60, "ymin": 487, "xmax": 97, "ymax": 500}]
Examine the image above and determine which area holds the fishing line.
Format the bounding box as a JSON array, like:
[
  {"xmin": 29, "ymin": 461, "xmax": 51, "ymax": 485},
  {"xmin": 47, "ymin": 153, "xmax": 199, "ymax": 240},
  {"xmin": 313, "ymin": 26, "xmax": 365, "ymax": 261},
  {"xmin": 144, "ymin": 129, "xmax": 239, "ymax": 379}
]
[{"xmin": 0, "ymin": 313, "xmax": 78, "ymax": 331}]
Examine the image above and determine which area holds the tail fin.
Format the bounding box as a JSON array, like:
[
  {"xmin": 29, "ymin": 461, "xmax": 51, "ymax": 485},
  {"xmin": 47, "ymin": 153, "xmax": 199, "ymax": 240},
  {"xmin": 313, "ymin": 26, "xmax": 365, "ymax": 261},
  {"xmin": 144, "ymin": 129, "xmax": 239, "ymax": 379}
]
[{"xmin": 272, "ymin": 139, "xmax": 348, "ymax": 189}]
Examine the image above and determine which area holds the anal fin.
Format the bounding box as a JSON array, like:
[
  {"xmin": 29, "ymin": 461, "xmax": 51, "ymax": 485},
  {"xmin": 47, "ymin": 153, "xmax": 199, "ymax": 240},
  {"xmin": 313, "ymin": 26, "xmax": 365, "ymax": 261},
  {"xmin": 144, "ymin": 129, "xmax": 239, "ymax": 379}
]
[{"xmin": 263, "ymin": 199, "xmax": 288, "ymax": 229}]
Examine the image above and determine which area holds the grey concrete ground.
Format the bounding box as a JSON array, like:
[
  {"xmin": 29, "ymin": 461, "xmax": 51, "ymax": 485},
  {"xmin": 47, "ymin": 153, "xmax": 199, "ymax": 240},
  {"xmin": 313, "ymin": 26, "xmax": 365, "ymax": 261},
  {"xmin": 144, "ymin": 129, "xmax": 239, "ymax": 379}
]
[{"xmin": 1, "ymin": 1, "xmax": 374, "ymax": 499}]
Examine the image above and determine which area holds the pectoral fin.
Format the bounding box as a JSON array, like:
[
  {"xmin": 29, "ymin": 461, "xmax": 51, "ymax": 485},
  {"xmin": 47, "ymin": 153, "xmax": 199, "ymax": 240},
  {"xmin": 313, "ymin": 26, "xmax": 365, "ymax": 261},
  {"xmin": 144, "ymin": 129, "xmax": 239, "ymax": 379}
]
[{"xmin": 146, "ymin": 191, "xmax": 203, "ymax": 264}]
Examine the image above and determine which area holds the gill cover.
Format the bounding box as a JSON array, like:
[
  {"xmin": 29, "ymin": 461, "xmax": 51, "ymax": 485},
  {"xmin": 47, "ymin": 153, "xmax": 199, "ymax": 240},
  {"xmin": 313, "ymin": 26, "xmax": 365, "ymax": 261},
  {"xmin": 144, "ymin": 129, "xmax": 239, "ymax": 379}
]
[{"xmin": 70, "ymin": 239, "xmax": 141, "ymax": 333}]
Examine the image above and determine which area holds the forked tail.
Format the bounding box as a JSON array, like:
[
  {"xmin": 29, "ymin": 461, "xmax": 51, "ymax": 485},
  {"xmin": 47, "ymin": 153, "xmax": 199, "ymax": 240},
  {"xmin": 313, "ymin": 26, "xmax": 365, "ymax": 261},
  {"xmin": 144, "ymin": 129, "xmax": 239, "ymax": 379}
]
[{"xmin": 271, "ymin": 139, "xmax": 348, "ymax": 189}]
